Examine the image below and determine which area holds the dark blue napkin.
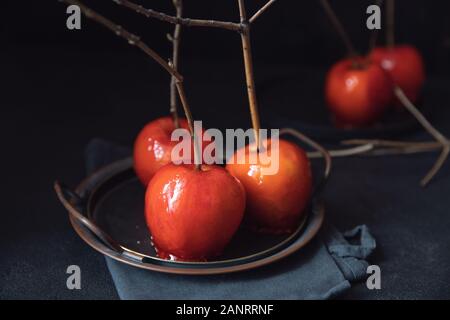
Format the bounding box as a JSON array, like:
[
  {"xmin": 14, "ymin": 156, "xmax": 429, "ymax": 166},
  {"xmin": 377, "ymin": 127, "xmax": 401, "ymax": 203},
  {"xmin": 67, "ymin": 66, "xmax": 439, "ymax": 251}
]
[{"xmin": 85, "ymin": 138, "xmax": 376, "ymax": 300}]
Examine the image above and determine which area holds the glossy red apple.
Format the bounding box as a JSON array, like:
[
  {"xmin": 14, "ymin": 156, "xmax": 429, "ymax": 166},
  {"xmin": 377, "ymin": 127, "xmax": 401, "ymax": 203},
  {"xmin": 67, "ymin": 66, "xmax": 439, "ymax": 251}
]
[
  {"xmin": 145, "ymin": 164, "xmax": 246, "ymax": 261},
  {"xmin": 226, "ymin": 139, "xmax": 312, "ymax": 234},
  {"xmin": 370, "ymin": 45, "xmax": 425, "ymax": 107},
  {"xmin": 325, "ymin": 57, "xmax": 393, "ymax": 127},
  {"xmin": 134, "ymin": 116, "xmax": 211, "ymax": 186}
]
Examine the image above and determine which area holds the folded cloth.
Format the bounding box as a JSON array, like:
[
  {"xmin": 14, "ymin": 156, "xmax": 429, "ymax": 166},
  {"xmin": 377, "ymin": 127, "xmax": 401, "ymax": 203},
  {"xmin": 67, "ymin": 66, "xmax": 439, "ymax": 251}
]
[{"xmin": 85, "ymin": 138, "xmax": 376, "ymax": 300}]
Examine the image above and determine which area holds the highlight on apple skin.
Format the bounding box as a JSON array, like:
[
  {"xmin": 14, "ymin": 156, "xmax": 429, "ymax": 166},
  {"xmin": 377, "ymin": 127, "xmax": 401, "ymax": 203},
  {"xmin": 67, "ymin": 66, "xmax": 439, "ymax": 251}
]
[
  {"xmin": 226, "ymin": 139, "xmax": 313, "ymax": 235},
  {"xmin": 145, "ymin": 163, "xmax": 246, "ymax": 261}
]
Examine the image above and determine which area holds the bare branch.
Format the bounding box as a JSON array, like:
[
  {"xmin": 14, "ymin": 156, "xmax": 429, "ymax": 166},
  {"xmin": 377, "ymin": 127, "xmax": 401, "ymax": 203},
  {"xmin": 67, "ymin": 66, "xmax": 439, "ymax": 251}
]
[
  {"xmin": 60, "ymin": 0, "xmax": 204, "ymax": 169},
  {"xmin": 367, "ymin": 0, "xmax": 384, "ymax": 52},
  {"xmin": 237, "ymin": 0, "xmax": 262, "ymax": 150},
  {"xmin": 112, "ymin": 0, "xmax": 242, "ymax": 32},
  {"xmin": 421, "ymin": 146, "xmax": 450, "ymax": 186},
  {"xmin": 249, "ymin": 0, "xmax": 277, "ymax": 24},
  {"xmin": 338, "ymin": 136, "xmax": 447, "ymax": 186},
  {"xmin": 394, "ymin": 87, "xmax": 448, "ymax": 145},
  {"xmin": 169, "ymin": 0, "xmax": 183, "ymax": 128},
  {"xmin": 394, "ymin": 86, "xmax": 450, "ymax": 186},
  {"xmin": 343, "ymin": 139, "xmax": 439, "ymax": 149},
  {"xmin": 307, "ymin": 143, "xmax": 375, "ymax": 159},
  {"xmin": 319, "ymin": 0, "xmax": 357, "ymax": 57},
  {"xmin": 175, "ymin": 81, "xmax": 202, "ymax": 170},
  {"xmin": 238, "ymin": 0, "xmax": 247, "ymax": 22},
  {"xmin": 60, "ymin": 0, "xmax": 182, "ymax": 81}
]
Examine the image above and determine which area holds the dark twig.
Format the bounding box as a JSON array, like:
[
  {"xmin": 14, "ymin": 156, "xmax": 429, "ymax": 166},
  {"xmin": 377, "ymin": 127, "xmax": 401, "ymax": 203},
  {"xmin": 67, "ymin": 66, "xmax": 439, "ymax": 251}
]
[
  {"xmin": 319, "ymin": 0, "xmax": 357, "ymax": 58},
  {"xmin": 367, "ymin": 0, "xmax": 384, "ymax": 53},
  {"xmin": 169, "ymin": 0, "xmax": 183, "ymax": 128},
  {"xmin": 60, "ymin": 0, "xmax": 201, "ymax": 170},
  {"xmin": 394, "ymin": 86, "xmax": 450, "ymax": 186},
  {"xmin": 113, "ymin": 0, "xmax": 273, "ymax": 151},
  {"xmin": 386, "ymin": 0, "xmax": 395, "ymax": 48},
  {"xmin": 238, "ymin": 0, "xmax": 262, "ymax": 151},
  {"xmin": 175, "ymin": 81, "xmax": 202, "ymax": 170},
  {"xmin": 112, "ymin": 0, "xmax": 242, "ymax": 32},
  {"xmin": 60, "ymin": 0, "xmax": 182, "ymax": 81}
]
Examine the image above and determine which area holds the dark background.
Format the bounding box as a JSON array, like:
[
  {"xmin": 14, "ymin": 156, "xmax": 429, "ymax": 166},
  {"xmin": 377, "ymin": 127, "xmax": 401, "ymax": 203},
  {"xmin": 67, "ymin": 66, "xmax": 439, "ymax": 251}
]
[{"xmin": 1, "ymin": 0, "xmax": 450, "ymax": 299}]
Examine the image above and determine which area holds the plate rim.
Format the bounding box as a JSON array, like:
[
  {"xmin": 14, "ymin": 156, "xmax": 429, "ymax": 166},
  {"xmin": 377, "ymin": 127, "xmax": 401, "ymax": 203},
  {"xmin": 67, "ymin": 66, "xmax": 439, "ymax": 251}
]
[
  {"xmin": 70, "ymin": 157, "xmax": 325, "ymax": 275},
  {"xmin": 69, "ymin": 205, "xmax": 324, "ymax": 275}
]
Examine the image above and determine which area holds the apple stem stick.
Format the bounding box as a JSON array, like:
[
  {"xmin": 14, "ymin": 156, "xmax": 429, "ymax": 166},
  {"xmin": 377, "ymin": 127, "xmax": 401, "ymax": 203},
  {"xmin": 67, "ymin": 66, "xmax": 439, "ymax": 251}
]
[
  {"xmin": 237, "ymin": 0, "xmax": 262, "ymax": 151},
  {"xmin": 168, "ymin": 0, "xmax": 183, "ymax": 129},
  {"xmin": 174, "ymin": 80, "xmax": 202, "ymax": 170},
  {"xmin": 319, "ymin": 0, "xmax": 358, "ymax": 59},
  {"xmin": 60, "ymin": 0, "xmax": 202, "ymax": 170},
  {"xmin": 386, "ymin": 0, "xmax": 395, "ymax": 48}
]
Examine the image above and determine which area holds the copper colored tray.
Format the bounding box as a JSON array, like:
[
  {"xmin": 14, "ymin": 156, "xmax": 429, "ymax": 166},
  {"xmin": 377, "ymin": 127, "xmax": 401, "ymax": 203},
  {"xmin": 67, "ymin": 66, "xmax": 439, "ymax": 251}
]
[{"xmin": 55, "ymin": 132, "xmax": 330, "ymax": 275}]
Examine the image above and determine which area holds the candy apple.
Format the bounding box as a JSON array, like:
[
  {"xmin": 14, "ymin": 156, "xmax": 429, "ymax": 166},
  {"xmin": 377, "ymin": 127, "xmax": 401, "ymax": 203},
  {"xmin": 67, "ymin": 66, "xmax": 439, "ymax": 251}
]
[
  {"xmin": 370, "ymin": 45, "xmax": 425, "ymax": 107},
  {"xmin": 325, "ymin": 57, "xmax": 393, "ymax": 127},
  {"xmin": 133, "ymin": 116, "xmax": 211, "ymax": 186},
  {"xmin": 226, "ymin": 139, "xmax": 312, "ymax": 234},
  {"xmin": 145, "ymin": 164, "xmax": 246, "ymax": 261}
]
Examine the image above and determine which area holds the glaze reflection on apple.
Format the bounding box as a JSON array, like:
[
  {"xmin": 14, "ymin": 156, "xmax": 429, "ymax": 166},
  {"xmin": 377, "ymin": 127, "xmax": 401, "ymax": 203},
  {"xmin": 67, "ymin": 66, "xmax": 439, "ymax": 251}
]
[
  {"xmin": 145, "ymin": 164, "xmax": 246, "ymax": 261},
  {"xmin": 133, "ymin": 116, "xmax": 211, "ymax": 186},
  {"xmin": 226, "ymin": 139, "xmax": 312, "ymax": 234},
  {"xmin": 370, "ymin": 45, "xmax": 425, "ymax": 108},
  {"xmin": 325, "ymin": 57, "xmax": 393, "ymax": 127}
]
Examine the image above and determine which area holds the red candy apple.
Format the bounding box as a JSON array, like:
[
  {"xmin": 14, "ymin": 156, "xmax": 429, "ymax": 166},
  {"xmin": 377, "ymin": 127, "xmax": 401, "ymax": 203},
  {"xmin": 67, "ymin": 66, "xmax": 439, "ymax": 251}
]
[
  {"xmin": 134, "ymin": 116, "xmax": 211, "ymax": 186},
  {"xmin": 325, "ymin": 57, "xmax": 393, "ymax": 127},
  {"xmin": 145, "ymin": 164, "xmax": 246, "ymax": 261},
  {"xmin": 370, "ymin": 45, "xmax": 425, "ymax": 107},
  {"xmin": 226, "ymin": 139, "xmax": 312, "ymax": 234}
]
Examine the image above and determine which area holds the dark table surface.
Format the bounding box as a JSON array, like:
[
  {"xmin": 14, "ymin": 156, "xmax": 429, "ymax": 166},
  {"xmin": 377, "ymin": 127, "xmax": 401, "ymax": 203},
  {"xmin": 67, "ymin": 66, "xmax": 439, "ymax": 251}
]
[{"xmin": 1, "ymin": 46, "xmax": 450, "ymax": 299}]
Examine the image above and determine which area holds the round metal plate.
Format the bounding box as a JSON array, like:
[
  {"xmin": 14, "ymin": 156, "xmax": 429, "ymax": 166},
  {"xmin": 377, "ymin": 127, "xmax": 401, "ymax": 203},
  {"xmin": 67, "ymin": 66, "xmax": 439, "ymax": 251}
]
[{"xmin": 70, "ymin": 158, "xmax": 325, "ymax": 275}]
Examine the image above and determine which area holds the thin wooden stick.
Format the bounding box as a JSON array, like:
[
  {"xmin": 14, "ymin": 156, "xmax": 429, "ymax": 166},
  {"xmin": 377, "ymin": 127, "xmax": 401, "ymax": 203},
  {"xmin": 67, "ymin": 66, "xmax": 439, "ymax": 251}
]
[
  {"xmin": 394, "ymin": 86, "xmax": 450, "ymax": 186},
  {"xmin": 319, "ymin": 0, "xmax": 357, "ymax": 57},
  {"xmin": 60, "ymin": 0, "xmax": 182, "ymax": 81},
  {"xmin": 307, "ymin": 143, "xmax": 375, "ymax": 159},
  {"xmin": 343, "ymin": 139, "xmax": 440, "ymax": 149},
  {"xmin": 175, "ymin": 81, "xmax": 202, "ymax": 170},
  {"xmin": 386, "ymin": 0, "xmax": 395, "ymax": 48},
  {"xmin": 309, "ymin": 140, "xmax": 441, "ymax": 158},
  {"xmin": 367, "ymin": 0, "xmax": 384, "ymax": 53},
  {"xmin": 249, "ymin": 0, "xmax": 277, "ymax": 24},
  {"xmin": 169, "ymin": 0, "xmax": 183, "ymax": 128},
  {"xmin": 114, "ymin": 0, "xmax": 273, "ymax": 152},
  {"xmin": 112, "ymin": 0, "xmax": 242, "ymax": 32},
  {"xmin": 237, "ymin": 0, "xmax": 262, "ymax": 151},
  {"xmin": 421, "ymin": 147, "xmax": 450, "ymax": 186}
]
